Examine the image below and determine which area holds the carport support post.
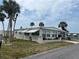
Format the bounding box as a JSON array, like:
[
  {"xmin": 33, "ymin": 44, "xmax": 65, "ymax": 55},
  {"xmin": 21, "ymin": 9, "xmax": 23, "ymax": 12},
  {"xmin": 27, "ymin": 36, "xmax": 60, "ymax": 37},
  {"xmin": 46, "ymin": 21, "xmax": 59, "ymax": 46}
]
[
  {"xmin": 57, "ymin": 31, "xmax": 59, "ymax": 38},
  {"xmin": 29, "ymin": 33, "xmax": 32, "ymax": 41},
  {"xmin": 37, "ymin": 29, "xmax": 43, "ymax": 43},
  {"xmin": 60, "ymin": 37, "xmax": 62, "ymax": 41}
]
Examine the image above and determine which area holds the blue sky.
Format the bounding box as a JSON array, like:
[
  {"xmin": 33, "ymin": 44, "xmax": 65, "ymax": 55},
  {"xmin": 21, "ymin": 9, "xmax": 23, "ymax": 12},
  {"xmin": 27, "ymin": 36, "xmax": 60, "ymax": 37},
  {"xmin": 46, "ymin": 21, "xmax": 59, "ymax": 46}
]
[{"xmin": 0, "ymin": 0, "xmax": 79, "ymax": 33}]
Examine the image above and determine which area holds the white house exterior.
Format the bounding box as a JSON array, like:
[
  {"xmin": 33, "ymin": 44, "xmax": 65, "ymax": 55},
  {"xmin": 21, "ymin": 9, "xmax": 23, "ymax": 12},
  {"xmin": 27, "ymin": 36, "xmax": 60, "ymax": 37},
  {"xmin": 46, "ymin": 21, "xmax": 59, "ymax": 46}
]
[{"xmin": 14, "ymin": 27, "xmax": 68, "ymax": 43}]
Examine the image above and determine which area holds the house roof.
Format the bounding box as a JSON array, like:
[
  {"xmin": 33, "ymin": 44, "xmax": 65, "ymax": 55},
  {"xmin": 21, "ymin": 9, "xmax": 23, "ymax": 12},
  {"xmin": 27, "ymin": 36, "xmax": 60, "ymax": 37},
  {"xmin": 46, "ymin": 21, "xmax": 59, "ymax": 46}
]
[
  {"xmin": 16, "ymin": 27, "xmax": 66, "ymax": 33},
  {"xmin": 41, "ymin": 27, "xmax": 66, "ymax": 32},
  {"xmin": 43, "ymin": 27, "xmax": 62, "ymax": 31},
  {"xmin": 27, "ymin": 29, "xmax": 39, "ymax": 33},
  {"xmin": 21, "ymin": 29, "xmax": 39, "ymax": 33}
]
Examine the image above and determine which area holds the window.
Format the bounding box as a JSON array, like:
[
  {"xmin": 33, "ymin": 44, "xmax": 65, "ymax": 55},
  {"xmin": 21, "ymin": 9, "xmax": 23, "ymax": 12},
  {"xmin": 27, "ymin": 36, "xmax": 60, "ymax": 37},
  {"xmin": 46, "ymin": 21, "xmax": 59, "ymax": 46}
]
[
  {"xmin": 55, "ymin": 34, "xmax": 57, "ymax": 37},
  {"xmin": 32, "ymin": 31, "xmax": 39, "ymax": 35},
  {"xmin": 42, "ymin": 34, "xmax": 46, "ymax": 37},
  {"xmin": 24, "ymin": 33, "xmax": 29, "ymax": 35},
  {"xmin": 19, "ymin": 32, "xmax": 22, "ymax": 34},
  {"xmin": 52, "ymin": 34, "xmax": 57, "ymax": 37},
  {"xmin": 47, "ymin": 34, "xmax": 50, "ymax": 37},
  {"xmin": 52, "ymin": 34, "xmax": 54, "ymax": 37}
]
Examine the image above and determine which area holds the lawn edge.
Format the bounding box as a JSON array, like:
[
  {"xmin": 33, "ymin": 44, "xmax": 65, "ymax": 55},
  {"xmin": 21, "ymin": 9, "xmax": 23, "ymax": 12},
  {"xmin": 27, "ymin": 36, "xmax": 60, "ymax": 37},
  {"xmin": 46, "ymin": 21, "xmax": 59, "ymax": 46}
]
[{"xmin": 20, "ymin": 43, "xmax": 74, "ymax": 59}]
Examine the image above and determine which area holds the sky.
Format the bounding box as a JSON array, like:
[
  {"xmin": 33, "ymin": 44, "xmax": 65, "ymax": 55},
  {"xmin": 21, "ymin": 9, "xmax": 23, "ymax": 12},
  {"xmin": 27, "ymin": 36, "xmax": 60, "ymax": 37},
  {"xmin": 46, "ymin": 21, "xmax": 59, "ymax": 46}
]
[{"xmin": 0, "ymin": 0, "xmax": 79, "ymax": 33}]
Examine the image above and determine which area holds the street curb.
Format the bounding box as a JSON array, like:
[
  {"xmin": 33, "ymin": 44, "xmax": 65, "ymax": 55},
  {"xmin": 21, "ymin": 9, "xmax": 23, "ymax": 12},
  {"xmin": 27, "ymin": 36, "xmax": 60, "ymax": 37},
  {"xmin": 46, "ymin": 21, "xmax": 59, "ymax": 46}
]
[
  {"xmin": 20, "ymin": 44, "xmax": 74, "ymax": 59},
  {"xmin": 63, "ymin": 40, "xmax": 79, "ymax": 44}
]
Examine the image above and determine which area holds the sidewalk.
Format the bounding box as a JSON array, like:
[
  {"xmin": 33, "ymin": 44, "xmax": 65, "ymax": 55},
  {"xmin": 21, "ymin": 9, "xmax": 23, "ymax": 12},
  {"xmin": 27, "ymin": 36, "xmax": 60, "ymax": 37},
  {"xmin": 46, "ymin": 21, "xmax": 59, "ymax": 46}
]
[{"xmin": 63, "ymin": 40, "xmax": 79, "ymax": 44}]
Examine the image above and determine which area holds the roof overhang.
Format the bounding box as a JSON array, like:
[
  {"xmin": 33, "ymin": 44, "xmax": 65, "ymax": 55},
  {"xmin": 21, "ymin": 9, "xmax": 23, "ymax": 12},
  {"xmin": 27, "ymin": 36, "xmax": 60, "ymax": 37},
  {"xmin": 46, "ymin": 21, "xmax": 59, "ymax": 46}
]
[{"xmin": 18, "ymin": 29, "xmax": 39, "ymax": 33}]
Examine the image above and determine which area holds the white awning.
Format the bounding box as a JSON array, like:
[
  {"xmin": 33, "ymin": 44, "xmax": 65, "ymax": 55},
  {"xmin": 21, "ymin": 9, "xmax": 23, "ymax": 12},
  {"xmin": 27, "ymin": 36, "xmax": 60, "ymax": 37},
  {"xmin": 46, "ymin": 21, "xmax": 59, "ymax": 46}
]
[
  {"xmin": 21, "ymin": 29, "xmax": 39, "ymax": 33},
  {"xmin": 21, "ymin": 30, "xmax": 28, "ymax": 32},
  {"xmin": 27, "ymin": 29, "xmax": 39, "ymax": 33},
  {"xmin": 17, "ymin": 30, "xmax": 24, "ymax": 32}
]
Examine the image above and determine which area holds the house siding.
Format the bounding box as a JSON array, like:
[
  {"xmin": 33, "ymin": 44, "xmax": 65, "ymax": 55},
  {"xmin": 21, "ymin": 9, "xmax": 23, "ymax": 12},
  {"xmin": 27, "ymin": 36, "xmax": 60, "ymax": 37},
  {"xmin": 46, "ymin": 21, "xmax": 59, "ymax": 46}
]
[{"xmin": 14, "ymin": 27, "xmax": 67, "ymax": 43}]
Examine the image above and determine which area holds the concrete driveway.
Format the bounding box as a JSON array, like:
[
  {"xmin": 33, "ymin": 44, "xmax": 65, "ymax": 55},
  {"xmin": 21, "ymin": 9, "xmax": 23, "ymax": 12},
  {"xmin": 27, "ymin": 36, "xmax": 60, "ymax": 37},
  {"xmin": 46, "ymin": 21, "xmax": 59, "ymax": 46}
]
[{"xmin": 21, "ymin": 44, "xmax": 79, "ymax": 59}]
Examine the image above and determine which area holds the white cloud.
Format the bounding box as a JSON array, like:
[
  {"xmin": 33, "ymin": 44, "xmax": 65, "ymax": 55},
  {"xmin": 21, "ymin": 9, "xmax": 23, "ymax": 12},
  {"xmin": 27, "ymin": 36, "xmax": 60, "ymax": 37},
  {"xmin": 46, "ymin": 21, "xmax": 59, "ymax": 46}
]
[
  {"xmin": 16, "ymin": 0, "xmax": 79, "ymax": 21},
  {"xmin": 0, "ymin": 0, "xmax": 78, "ymax": 32}
]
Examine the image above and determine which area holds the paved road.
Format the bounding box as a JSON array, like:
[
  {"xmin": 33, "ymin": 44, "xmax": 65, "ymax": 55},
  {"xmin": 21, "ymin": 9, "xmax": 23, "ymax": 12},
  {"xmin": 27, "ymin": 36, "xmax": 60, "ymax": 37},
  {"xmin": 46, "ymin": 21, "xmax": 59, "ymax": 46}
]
[{"xmin": 22, "ymin": 44, "xmax": 79, "ymax": 59}]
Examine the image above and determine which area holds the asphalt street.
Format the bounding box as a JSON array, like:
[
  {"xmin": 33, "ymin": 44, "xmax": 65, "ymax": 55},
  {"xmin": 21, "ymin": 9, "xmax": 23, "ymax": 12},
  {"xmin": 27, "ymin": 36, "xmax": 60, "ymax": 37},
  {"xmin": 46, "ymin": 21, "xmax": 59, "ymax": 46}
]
[{"xmin": 22, "ymin": 44, "xmax": 79, "ymax": 59}]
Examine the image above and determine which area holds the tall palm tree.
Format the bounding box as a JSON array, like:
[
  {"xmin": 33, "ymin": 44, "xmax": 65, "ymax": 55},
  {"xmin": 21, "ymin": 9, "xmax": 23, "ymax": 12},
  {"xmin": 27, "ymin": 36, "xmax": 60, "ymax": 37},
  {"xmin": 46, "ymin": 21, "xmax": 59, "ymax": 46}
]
[
  {"xmin": 58, "ymin": 21, "xmax": 68, "ymax": 32},
  {"xmin": 0, "ymin": 12, "xmax": 6, "ymax": 36},
  {"xmin": 30, "ymin": 22, "xmax": 35, "ymax": 28},
  {"xmin": 39, "ymin": 22, "xmax": 44, "ymax": 27},
  {"xmin": 0, "ymin": 0, "xmax": 20, "ymax": 42},
  {"xmin": 13, "ymin": 14, "xmax": 18, "ymax": 39}
]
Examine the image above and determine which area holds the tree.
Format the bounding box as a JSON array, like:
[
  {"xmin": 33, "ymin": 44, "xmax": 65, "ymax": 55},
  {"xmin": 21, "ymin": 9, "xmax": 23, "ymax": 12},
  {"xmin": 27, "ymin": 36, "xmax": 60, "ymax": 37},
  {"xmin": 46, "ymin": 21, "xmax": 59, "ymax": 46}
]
[
  {"xmin": 58, "ymin": 21, "xmax": 69, "ymax": 40},
  {"xmin": 0, "ymin": 0, "xmax": 20, "ymax": 42},
  {"xmin": 13, "ymin": 14, "xmax": 18, "ymax": 39},
  {"xmin": 0, "ymin": 12, "xmax": 6, "ymax": 36},
  {"xmin": 30, "ymin": 22, "xmax": 35, "ymax": 28},
  {"xmin": 39, "ymin": 22, "xmax": 44, "ymax": 27},
  {"xmin": 20, "ymin": 26, "xmax": 23, "ymax": 29},
  {"xmin": 58, "ymin": 21, "xmax": 68, "ymax": 32}
]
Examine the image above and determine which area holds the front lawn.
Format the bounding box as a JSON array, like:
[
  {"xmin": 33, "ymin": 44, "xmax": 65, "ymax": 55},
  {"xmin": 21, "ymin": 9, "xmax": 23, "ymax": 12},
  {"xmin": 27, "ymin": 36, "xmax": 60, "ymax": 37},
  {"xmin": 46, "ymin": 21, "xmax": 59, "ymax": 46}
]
[{"xmin": 0, "ymin": 39, "xmax": 73, "ymax": 59}]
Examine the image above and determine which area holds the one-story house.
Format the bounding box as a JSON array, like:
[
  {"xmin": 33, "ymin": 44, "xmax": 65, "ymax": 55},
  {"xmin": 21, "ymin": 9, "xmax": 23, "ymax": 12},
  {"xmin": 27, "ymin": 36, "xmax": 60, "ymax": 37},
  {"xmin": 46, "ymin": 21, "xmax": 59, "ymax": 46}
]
[{"xmin": 14, "ymin": 27, "xmax": 68, "ymax": 43}]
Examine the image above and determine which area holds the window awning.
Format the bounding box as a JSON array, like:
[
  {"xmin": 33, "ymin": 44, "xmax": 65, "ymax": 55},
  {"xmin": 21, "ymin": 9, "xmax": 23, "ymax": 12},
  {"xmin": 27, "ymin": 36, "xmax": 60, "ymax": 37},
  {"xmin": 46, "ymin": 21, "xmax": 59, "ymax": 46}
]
[
  {"xmin": 27, "ymin": 29, "xmax": 39, "ymax": 33},
  {"xmin": 21, "ymin": 29, "xmax": 39, "ymax": 33},
  {"xmin": 17, "ymin": 30, "xmax": 24, "ymax": 32},
  {"xmin": 21, "ymin": 30, "xmax": 28, "ymax": 32}
]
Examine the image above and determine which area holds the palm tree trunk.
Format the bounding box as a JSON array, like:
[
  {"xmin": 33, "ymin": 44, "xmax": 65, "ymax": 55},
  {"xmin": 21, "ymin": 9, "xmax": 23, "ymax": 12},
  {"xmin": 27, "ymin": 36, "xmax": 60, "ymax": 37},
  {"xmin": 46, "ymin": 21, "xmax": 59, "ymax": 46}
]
[
  {"xmin": 13, "ymin": 20, "xmax": 16, "ymax": 40},
  {"xmin": 7, "ymin": 22, "xmax": 9, "ymax": 37},
  {"xmin": 9, "ymin": 18, "xmax": 12, "ymax": 43},
  {"xmin": 2, "ymin": 21, "xmax": 5, "ymax": 44},
  {"xmin": 2, "ymin": 21, "xmax": 5, "ymax": 37}
]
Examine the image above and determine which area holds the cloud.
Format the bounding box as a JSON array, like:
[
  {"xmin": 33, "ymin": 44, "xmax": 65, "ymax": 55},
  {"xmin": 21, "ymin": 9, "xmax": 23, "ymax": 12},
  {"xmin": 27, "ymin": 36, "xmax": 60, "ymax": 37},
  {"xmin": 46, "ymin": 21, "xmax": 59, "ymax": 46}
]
[
  {"xmin": 15, "ymin": 0, "xmax": 79, "ymax": 32},
  {"xmin": 0, "ymin": 0, "xmax": 79, "ymax": 32},
  {"xmin": 16, "ymin": 0, "xmax": 79, "ymax": 21}
]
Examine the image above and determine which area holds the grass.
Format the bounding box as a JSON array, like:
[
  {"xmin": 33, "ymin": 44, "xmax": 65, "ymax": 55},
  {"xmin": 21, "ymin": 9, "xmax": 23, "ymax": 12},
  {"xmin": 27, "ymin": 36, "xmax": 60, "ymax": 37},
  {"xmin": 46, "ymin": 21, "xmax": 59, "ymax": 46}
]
[{"xmin": 0, "ymin": 39, "xmax": 73, "ymax": 59}]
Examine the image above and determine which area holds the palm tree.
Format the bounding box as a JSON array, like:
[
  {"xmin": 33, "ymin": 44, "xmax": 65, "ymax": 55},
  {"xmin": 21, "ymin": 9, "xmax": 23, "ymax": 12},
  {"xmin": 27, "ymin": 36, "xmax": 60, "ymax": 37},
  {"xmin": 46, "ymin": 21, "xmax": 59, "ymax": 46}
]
[
  {"xmin": 30, "ymin": 22, "xmax": 35, "ymax": 28},
  {"xmin": 58, "ymin": 21, "xmax": 68, "ymax": 40},
  {"xmin": 39, "ymin": 22, "xmax": 44, "ymax": 27},
  {"xmin": 20, "ymin": 26, "xmax": 23, "ymax": 29},
  {"xmin": 0, "ymin": 12, "xmax": 6, "ymax": 36},
  {"xmin": 58, "ymin": 21, "xmax": 68, "ymax": 32},
  {"xmin": 13, "ymin": 14, "xmax": 18, "ymax": 39},
  {"xmin": 0, "ymin": 0, "xmax": 20, "ymax": 42}
]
